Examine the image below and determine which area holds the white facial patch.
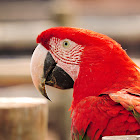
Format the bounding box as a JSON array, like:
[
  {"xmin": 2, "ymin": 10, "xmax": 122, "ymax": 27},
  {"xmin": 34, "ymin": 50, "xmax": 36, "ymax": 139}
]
[
  {"xmin": 56, "ymin": 62, "xmax": 80, "ymax": 81},
  {"xmin": 49, "ymin": 37, "xmax": 84, "ymax": 81}
]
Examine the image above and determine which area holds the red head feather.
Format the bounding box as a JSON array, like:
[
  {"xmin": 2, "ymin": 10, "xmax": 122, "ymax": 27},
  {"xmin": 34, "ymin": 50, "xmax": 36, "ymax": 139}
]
[
  {"xmin": 37, "ymin": 27, "xmax": 117, "ymax": 49},
  {"xmin": 36, "ymin": 27, "xmax": 140, "ymax": 108}
]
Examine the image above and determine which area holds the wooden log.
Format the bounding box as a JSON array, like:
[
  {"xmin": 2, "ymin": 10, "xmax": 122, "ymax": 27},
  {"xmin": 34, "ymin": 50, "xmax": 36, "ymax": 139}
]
[
  {"xmin": 102, "ymin": 135, "xmax": 140, "ymax": 140},
  {"xmin": 0, "ymin": 97, "xmax": 48, "ymax": 140}
]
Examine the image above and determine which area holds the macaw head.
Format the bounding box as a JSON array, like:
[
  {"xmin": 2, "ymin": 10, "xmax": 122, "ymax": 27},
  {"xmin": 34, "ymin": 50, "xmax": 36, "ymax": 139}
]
[{"xmin": 30, "ymin": 27, "xmax": 138, "ymax": 103}]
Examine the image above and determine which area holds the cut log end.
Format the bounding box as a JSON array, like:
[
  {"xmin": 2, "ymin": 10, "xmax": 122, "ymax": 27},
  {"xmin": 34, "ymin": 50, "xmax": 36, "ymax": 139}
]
[
  {"xmin": 0, "ymin": 97, "xmax": 48, "ymax": 140},
  {"xmin": 0, "ymin": 97, "xmax": 47, "ymax": 108}
]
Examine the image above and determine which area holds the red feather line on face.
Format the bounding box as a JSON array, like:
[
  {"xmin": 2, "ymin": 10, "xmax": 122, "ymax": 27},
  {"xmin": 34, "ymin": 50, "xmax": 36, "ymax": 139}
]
[{"xmin": 49, "ymin": 37, "xmax": 84, "ymax": 65}]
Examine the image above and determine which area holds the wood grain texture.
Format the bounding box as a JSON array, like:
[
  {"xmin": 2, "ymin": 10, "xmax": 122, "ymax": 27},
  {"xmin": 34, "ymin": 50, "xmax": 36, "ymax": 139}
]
[{"xmin": 0, "ymin": 97, "xmax": 48, "ymax": 140}]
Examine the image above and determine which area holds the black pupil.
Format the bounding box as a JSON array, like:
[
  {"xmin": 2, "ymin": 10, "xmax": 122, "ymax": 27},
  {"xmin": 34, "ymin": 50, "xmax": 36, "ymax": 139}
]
[{"xmin": 64, "ymin": 42, "xmax": 68, "ymax": 46}]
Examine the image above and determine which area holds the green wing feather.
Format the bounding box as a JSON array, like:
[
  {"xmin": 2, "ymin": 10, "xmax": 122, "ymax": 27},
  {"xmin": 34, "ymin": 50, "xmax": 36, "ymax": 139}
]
[
  {"xmin": 73, "ymin": 133, "xmax": 90, "ymax": 140},
  {"xmin": 132, "ymin": 109, "xmax": 140, "ymax": 124}
]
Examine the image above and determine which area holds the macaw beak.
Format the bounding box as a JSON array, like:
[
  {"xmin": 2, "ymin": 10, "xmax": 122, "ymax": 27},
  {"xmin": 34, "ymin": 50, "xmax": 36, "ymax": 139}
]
[{"xmin": 30, "ymin": 44, "xmax": 74, "ymax": 100}]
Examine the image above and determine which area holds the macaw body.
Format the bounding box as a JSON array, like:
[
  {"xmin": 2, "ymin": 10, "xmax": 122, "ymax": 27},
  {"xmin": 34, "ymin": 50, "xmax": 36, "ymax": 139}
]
[
  {"xmin": 30, "ymin": 27, "xmax": 140, "ymax": 140},
  {"xmin": 71, "ymin": 95, "xmax": 140, "ymax": 140}
]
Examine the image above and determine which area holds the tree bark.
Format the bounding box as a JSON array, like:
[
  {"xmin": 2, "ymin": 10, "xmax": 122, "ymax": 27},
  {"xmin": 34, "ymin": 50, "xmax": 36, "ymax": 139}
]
[{"xmin": 0, "ymin": 97, "xmax": 48, "ymax": 140}]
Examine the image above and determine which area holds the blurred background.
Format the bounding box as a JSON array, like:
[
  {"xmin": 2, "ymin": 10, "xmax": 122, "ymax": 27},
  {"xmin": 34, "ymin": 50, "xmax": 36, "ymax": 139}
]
[{"xmin": 0, "ymin": 0, "xmax": 140, "ymax": 140}]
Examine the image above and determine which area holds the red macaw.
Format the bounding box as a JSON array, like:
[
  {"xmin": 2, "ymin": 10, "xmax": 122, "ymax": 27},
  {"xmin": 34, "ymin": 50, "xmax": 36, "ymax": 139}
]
[{"xmin": 30, "ymin": 27, "xmax": 140, "ymax": 140}]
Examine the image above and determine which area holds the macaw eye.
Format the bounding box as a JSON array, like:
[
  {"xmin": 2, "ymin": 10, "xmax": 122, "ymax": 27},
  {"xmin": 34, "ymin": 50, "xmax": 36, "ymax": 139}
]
[{"xmin": 63, "ymin": 41, "xmax": 70, "ymax": 48}]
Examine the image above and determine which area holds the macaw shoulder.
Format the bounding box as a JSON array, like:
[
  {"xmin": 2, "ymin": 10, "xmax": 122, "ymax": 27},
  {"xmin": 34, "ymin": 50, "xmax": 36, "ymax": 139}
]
[{"xmin": 71, "ymin": 95, "xmax": 140, "ymax": 140}]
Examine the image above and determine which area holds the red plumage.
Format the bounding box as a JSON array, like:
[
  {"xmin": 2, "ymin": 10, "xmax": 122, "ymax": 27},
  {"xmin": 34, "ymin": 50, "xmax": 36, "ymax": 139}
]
[
  {"xmin": 71, "ymin": 96, "xmax": 140, "ymax": 139},
  {"xmin": 37, "ymin": 27, "xmax": 140, "ymax": 140}
]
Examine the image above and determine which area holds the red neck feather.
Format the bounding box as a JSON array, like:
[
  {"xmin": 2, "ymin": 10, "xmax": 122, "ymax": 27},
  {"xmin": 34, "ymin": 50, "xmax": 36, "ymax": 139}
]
[{"xmin": 72, "ymin": 38, "xmax": 139, "ymax": 109}]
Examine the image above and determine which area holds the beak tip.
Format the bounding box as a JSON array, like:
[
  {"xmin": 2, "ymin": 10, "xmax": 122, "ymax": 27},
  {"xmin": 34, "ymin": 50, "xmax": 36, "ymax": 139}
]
[
  {"xmin": 43, "ymin": 93, "xmax": 52, "ymax": 101},
  {"xmin": 40, "ymin": 91, "xmax": 52, "ymax": 102},
  {"xmin": 38, "ymin": 84, "xmax": 52, "ymax": 101}
]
